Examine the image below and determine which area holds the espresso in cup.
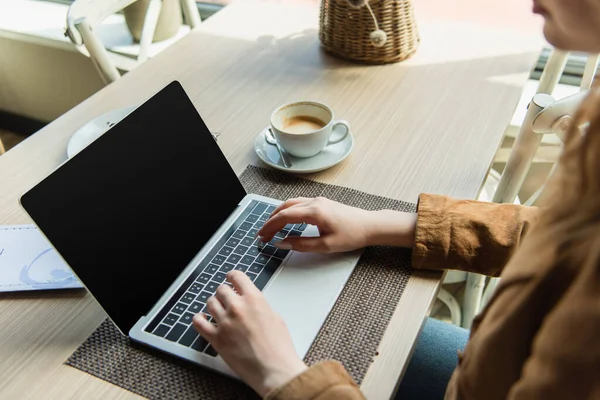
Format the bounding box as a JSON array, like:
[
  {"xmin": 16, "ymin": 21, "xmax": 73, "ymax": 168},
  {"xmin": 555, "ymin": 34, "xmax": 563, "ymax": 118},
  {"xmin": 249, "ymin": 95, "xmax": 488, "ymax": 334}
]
[
  {"xmin": 270, "ymin": 101, "xmax": 350, "ymax": 158},
  {"xmin": 282, "ymin": 115, "xmax": 327, "ymax": 135}
]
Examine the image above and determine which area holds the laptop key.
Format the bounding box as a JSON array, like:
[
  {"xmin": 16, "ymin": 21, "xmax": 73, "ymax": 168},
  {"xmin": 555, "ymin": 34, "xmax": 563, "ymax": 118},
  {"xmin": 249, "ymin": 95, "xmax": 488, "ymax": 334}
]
[
  {"xmin": 249, "ymin": 263, "xmax": 263, "ymax": 274},
  {"xmin": 220, "ymin": 263, "xmax": 234, "ymax": 273},
  {"xmin": 204, "ymin": 264, "xmax": 219, "ymax": 274},
  {"xmin": 153, "ymin": 324, "xmax": 170, "ymax": 338},
  {"xmin": 259, "ymin": 214, "xmax": 269, "ymax": 222},
  {"xmin": 178, "ymin": 326, "xmax": 199, "ymax": 347},
  {"xmin": 163, "ymin": 313, "xmax": 179, "ymax": 326},
  {"xmin": 240, "ymin": 222, "xmax": 253, "ymax": 231},
  {"xmin": 218, "ymin": 246, "xmax": 234, "ymax": 257},
  {"xmin": 241, "ymin": 237, "xmax": 254, "ymax": 247},
  {"xmin": 197, "ymin": 273, "xmax": 212, "ymax": 284},
  {"xmin": 188, "ymin": 301, "xmax": 203, "ymax": 313},
  {"xmin": 240, "ymin": 255, "xmax": 255, "ymax": 265},
  {"xmin": 172, "ymin": 303, "xmax": 188, "ymax": 315},
  {"xmin": 212, "ymin": 255, "xmax": 226, "ymax": 265},
  {"xmin": 197, "ymin": 291, "xmax": 212, "ymax": 303},
  {"xmin": 265, "ymin": 257, "xmax": 282, "ymax": 272},
  {"xmin": 205, "ymin": 281, "xmax": 219, "ymax": 293},
  {"xmin": 234, "ymin": 245, "xmax": 248, "ymax": 255},
  {"xmin": 255, "ymin": 254, "xmax": 269, "ymax": 264},
  {"xmin": 254, "ymin": 259, "xmax": 281, "ymax": 291},
  {"xmin": 189, "ymin": 282, "xmax": 203, "ymax": 294},
  {"xmin": 204, "ymin": 345, "xmax": 219, "ymax": 357},
  {"xmin": 234, "ymin": 264, "xmax": 248, "ymax": 272},
  {"xmin": 180, "ymin": 312, "xmax": 195, "ymax": 325},
  {"xmin": 273, "ymin": 249, "xmax": 290, "ymax": 259},
  {"xmin": 227, "ymin": 254, "xmax": 241, "ymax": 264},
  {"xmin": 252, "ymin": 203, "xmax": 268, "ymax": 215},
  {"xmin": 165, "ymin": 323, "xmax": 187, "ymax": 341},
  {"xmin": 226, "ymin": 238, "xmax": 240, "ymax": 248},
  {"xmin": 261, "ymin": 245, "xmax": 277, "ymax": 256},
  {"xmin": 191, "ymin": 336, "xmax": 209, "ymax": 352},
  {"xmin": 254, "ymin": 221, "xmax": 264, "ymax": 229},
  {"xmin": 288, "ymin": 230, "xmax": 302, "ymax": 237},
  {"xmin": 248, "ymin": 228, "xmax": 259, "ymax": 238},
  {"xmin": 181, "ymin": 292, "xmax": 196, "ymax": 304},
  {"xmin": 247, "ymin": 246, "xmax": 259, "ymax": 256},
  {"xmin": 213, "ymin": 272, "xmax": 227, "ymax": 283},
  {"xmin": 232, "ymin": 230, "xmax": 246, "ymax": 239},
  {"xmin": 266, "ymin": 205, "xmax": 276, "ymax": 213},
  {"xmin": 246, "ymin": 272, "xmax": 257, "ymax": 281},
  {"xmin": 246, "ymin": 214, "xmax": 259, "ymax": 223}
]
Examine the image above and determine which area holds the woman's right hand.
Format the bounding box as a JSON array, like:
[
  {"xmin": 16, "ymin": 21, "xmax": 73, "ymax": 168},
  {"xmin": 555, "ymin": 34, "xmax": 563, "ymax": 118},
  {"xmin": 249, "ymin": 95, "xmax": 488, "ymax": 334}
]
[{"xmin": 257, "ymin": 197, "xmax": 418, "ymax": 253}]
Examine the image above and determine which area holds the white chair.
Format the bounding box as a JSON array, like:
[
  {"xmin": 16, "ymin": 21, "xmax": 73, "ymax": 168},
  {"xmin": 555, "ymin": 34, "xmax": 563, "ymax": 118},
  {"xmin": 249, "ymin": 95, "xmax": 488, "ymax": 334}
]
[
  {"xmin": 476, "ymin": 50, "xmax": 598, "ymax": 312},
  {"xmin": 438, "ymin": 49, "xmax": 599, "ymax": 328},
  {"xmin": 65, "ymin": 0, "xmax": 201, "ymax": 85}
]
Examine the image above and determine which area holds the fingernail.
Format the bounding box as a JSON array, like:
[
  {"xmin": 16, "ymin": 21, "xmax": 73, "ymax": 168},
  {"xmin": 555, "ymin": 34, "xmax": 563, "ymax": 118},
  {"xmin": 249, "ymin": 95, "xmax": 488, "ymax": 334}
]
[{"xmin": 274, "ymin": 240, "xmax": 293, "ymax": 250}]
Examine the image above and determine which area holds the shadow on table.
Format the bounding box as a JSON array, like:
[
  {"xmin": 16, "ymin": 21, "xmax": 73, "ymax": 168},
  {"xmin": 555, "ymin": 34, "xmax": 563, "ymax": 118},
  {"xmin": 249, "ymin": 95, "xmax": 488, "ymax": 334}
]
[{"xmin": 0, "ymin": 287, "xmax": 87, "ymax": 301}]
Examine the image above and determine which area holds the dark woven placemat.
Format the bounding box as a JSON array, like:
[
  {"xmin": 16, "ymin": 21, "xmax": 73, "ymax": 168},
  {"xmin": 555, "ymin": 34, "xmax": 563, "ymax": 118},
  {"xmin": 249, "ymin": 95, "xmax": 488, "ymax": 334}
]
[{"xmin": 66, "ymin": 166, "xmax": 415, "ymax": 399}]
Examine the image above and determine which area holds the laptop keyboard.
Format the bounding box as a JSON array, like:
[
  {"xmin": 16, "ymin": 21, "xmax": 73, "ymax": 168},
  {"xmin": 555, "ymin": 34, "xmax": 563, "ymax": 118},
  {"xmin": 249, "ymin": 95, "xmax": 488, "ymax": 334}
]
[{"xmin": 145, "ymin": 200, "xmax": 307, "ymax": 356}]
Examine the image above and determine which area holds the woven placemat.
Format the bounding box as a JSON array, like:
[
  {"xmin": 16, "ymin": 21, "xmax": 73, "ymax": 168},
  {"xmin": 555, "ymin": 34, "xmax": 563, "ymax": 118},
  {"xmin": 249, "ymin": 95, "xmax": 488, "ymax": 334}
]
[{"xmin": 66, "ymin": 166, "xmax": 415, "ymax": 399}]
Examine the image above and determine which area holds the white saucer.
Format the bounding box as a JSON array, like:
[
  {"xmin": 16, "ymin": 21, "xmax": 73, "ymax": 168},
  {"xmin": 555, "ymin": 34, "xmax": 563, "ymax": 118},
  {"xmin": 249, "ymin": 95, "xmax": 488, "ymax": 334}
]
[
  {"xmin": 67, "ymin": 106, "xmax": 136, "ymax": 158},
  {"xmin": 254, "ymin": 128, "xmax": 354, "ymax": 173}
]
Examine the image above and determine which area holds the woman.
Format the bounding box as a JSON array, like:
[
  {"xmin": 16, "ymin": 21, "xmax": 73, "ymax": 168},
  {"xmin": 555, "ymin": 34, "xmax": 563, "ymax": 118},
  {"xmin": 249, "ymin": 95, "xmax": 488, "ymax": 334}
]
[{"xmin": 193, "ymin": 0, "xmax": 600, "ymax": 398}]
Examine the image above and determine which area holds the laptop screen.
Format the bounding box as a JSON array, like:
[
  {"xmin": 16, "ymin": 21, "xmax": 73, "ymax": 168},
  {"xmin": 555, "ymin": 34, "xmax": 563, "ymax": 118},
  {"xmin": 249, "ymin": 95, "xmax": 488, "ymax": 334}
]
[{"xmin": 21, "ymin": 81, "xmax": 246, "ymax": 333}]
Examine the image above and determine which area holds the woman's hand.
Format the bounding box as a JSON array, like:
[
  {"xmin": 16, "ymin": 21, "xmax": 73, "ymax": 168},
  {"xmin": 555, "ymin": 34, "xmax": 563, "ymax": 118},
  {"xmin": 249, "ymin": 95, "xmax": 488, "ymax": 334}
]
[
  {"xmin": 193, "ymin": 271, "xmax": 307, "ymax": 397},
  {"xmin": 257, "ymin": 197, "xmax": 418, "ymax": 253}
]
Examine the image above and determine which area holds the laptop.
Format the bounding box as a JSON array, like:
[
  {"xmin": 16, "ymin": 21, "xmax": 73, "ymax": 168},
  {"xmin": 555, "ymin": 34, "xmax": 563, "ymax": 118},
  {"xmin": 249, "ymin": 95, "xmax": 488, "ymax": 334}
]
[{"xmin": 20, "ymin": 81, "xmax": 361, "ymax": 378}]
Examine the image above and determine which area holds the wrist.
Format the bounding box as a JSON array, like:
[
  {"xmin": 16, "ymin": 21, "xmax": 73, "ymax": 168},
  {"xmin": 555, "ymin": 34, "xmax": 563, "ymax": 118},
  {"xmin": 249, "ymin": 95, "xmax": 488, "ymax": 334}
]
[
  {"xmin": 256, "ymin": 360, "xmax": 308, "ymax": 398},
  {"xmin": 365, "ymin": 210, "xmax": 417, "ymax": 248}
]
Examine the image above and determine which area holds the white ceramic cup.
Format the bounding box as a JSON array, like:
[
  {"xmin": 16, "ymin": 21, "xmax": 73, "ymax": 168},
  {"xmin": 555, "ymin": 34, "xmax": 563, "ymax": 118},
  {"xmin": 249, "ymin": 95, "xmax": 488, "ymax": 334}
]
[{"xmin": 270, "ymin": 101, "xmax": 350, "ymax": 158}]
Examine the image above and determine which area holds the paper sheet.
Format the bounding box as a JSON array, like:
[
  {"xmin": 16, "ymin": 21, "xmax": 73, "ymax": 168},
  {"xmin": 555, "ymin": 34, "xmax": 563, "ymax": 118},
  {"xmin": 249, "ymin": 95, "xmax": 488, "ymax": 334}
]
[{"xmin": 0, "ymin": 225, "xmax": 82, "ymax": 292}]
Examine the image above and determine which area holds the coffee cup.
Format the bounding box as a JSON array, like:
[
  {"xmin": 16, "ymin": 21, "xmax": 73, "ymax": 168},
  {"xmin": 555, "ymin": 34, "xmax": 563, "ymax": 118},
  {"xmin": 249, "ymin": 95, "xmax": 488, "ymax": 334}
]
[{"xmin": 270, "ymin": 101, "xmax": 350, "ymax": 158}]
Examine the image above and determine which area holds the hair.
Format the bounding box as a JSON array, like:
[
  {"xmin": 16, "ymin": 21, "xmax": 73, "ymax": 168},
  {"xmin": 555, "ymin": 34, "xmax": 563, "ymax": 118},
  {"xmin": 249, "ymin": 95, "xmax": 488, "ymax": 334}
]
[{"xmin": 528, "ymin": 82, "xmax": 600, "ymax": 270}]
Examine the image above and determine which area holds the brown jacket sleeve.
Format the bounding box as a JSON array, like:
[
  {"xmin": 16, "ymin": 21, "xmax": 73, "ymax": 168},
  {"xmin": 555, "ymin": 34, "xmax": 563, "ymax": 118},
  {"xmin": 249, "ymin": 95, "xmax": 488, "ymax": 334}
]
[
  {"xmin": 505, "ymin": 253, "xmax": 600, "ymax": 400},
  {"xmin": 264, "ymin": 361, "xmax": 365, "ymax": 400},
  {"xmin": 412, "ymin": 194, "xmax": 539, "ymax": 277}
]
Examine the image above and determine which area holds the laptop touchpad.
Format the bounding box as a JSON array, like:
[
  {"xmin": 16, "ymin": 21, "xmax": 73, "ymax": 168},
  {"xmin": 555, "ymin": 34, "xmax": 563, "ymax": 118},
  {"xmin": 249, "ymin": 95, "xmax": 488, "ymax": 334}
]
[{"xmin": 263, "ymin": 249, "xmax": 360, "ymax": 358}]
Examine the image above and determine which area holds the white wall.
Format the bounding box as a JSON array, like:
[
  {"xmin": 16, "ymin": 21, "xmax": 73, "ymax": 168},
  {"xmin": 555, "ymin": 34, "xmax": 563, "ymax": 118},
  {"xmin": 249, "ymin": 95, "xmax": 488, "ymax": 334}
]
[{"xmin": 0, "ymin": 36, "xmax": 104, "ymax": 122}]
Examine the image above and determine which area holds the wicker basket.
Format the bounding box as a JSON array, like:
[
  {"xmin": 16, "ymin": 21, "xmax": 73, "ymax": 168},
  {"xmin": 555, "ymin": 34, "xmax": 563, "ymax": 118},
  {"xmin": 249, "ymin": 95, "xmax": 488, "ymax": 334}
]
[{"xmin": 319, "ymin": 0, "xmax": 419, "ymax": 64}]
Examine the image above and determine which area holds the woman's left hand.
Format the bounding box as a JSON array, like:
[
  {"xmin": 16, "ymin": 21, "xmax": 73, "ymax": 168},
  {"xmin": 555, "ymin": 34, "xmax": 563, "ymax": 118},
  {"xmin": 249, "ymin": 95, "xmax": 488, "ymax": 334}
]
[{"xmin": 193, "ymin": 271, "xmax": 307, "ymax": 397}]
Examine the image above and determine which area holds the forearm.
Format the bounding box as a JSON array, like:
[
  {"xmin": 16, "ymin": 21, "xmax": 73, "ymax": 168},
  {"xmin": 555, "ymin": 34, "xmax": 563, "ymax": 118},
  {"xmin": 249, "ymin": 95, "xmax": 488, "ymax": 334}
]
[
  {"xmin": 362, "ymin": 195, "xmax": 540, "ymax": 277},
  {"xmin": 364, "ymin": 210, "xmax": 417, "ymax": 248}
]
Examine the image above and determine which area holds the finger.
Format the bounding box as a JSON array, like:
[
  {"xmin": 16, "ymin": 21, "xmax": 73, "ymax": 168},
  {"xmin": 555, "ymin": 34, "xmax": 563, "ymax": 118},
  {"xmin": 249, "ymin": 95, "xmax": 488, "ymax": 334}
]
[
  {"xmin": 258, "ymin": 207, "xmax": 321, "ymax": 241},
  {"xmin": 215, "ymin": 283, "xmax": 237, "ymax": 308},
  {"xmin": 270, "ymin": 197, "xmax": 312, "ymax": 218},
  {"xmin": 193, "ymin": 313, "xmax": 217, "ymax": 340},
  {"xmin": 206, "ymin": 295, "xmax": 226, "ymax": 321},
  {"xmin": 255, "ymin": 202, "xmax": 308, "ymax": 239},
  {"xmin": 274, "ymin": 236, "xmax": 331, "ymax": 253},
  {"xmin": 227, "ymin": 270, "xmax": 259, "ymax": 296}
]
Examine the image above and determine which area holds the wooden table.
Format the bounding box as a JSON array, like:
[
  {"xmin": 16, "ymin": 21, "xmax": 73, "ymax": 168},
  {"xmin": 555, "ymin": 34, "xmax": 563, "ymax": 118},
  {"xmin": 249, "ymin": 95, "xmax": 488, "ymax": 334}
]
[{"xmin": 0, "ymin": 1, "xmax": 544, "ymax": 398}]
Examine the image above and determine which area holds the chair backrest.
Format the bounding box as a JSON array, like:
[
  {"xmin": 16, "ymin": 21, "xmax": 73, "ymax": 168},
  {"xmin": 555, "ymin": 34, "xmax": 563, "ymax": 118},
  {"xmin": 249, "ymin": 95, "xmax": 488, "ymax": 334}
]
[
  {"xmin": 66, "ymin": 0, "xmax": 137, "ymax": 46},
  {"xmin": 492, "ymin": 49, "xmax": 598, "ymax": 206},
  {"xmin": 65, "ymin": 0, "xmax": 201, "ymax": 84}
]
